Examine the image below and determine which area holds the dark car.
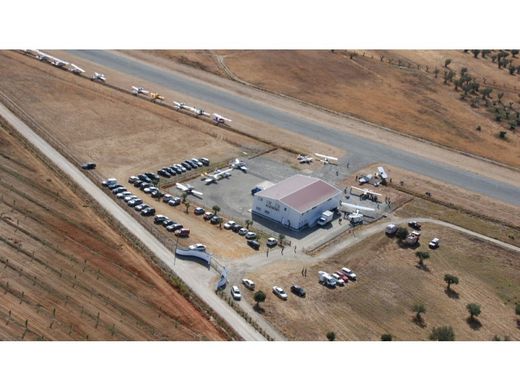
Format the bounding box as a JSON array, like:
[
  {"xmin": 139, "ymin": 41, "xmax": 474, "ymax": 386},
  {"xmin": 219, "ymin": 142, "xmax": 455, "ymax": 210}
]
[
  {"xmin": 151, "ymin": 190, "xmax": 163, "ymax": 198},
  {"xmin": 199, "ymin": 157, "xmax": 210, "ymax": 166},
  {"xmin": 128, "ymin": 176, "xmax": 138, "ymax": 184},
  {"xmin": 162, "ymin": 219, "xmax": 175, "ymax": 227},
  {"xmin": 231, "ymin": 224, "xmax": 243, "ymax": 233},
  {"xmin": 290, "ymin": 285, "xmax": 306, "ymax": 297},
  {"xmin": 166, "ymin": 223, "xmax": 183, "ymax": 232},
  {"xmin": 107, "ymin": 183, "xmax": 122, "ymax": 190},
  {"xmin": 81, "ymin": 162, "xmax": 96, "ymax": 170},
  {"xmin": 154, "ymin": 215, "xmax": 168, "ymax": 224},
  {"xmin": 172, "ymin": 166, "xmax": 183, "ymax": 174},
  {"xmin": 158, "ymin": 169, "xmax": 170, "ymax": 178},
  {"xmin": 247, "ymin": 240, "xmax": 260, "ymax": 250},
  {"xmin": 210, "ymin": 215, "xmax": 222, "ymax": 225},
  {"xmin": 194, "ymin": 207, "xmax": 205, "ymax": 215},
  {"xmin": 408, "ymin": 221, "xmax": 422, "ymax": 230},
  {"xmin": 133, "ymin": 180, "xmax": 142, "ymax": 187},
  {"xmin": 139, "ymin": 182, "xmax": 151, "ymax": 190},
  {"xmin": 112, "ymin": 187, "xmax": 126, "ymax": 194},
  {"xmin": 141, "ymin": 207, "xmax": 155, "ymax": 216},
  {"xmin": 181, "ymin": 162, "xmax": 191, "ymax": 170},
  {"xmin": 165, "ymin": 167, "xmax": 176, "ymax": 176}
]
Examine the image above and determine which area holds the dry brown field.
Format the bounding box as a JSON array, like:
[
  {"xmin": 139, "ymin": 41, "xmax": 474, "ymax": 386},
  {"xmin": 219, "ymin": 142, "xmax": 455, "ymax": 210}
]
[
  {"xmin": 0, "ymin": 123, "xmax": 231, "ymax": 340},
  {"xmin": 144, "ymin": 50, "xmax": 520, "ymax": 168},
  {"xmin": 243, "ymin": 224, "xmax": 520, "ymax": 341}
]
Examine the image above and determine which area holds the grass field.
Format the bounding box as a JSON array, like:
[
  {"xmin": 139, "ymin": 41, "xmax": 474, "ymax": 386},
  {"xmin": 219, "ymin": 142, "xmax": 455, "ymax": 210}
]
[
  {"xmin": 242, "ymin": 224, "xmax": 520, "ymax": 341},
  {"xmin": 0, "ymin": 123, "xmax": 231, "ymax": 340}
]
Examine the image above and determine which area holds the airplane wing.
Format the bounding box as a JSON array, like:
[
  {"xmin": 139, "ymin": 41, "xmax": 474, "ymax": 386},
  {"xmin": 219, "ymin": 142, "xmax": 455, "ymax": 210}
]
[
  {"xmin": 314, "ymin": 153, "xmax": 338, "ymax": 161},
  {"xmin": 191, "ymin": 190, "xmax": 203, "ymax": 197},
  {"xmin": 69, "ymin": 64, "xmax": 85, "ymax": 73},
  {"xmin": 176, "ymin": 183, "xmax": 188, "ymax": 191}
]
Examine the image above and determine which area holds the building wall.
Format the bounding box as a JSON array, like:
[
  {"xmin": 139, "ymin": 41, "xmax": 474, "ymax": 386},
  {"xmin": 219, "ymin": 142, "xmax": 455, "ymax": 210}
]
[{"xmin": 252, "ymin": 193, "xmax": 342, "ymax": 230}]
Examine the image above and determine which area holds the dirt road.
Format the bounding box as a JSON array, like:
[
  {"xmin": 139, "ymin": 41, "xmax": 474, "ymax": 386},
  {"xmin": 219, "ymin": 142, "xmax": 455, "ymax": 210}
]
[{"xmin": 0, "ymin": 102, "xmax": 268, "ymax": 341}]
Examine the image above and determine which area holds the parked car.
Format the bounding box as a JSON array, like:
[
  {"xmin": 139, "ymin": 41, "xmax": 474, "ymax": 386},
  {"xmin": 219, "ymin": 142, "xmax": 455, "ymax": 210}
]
[
  {"xmin": 128, "ymin": 198, "xmax": 142, "ymax": 207},
  {"xmin": 335, "ymin": 272, "xmax": 349, "ymax": 283},
  {"xmin": 135, "ymin": 203, "xmax": 148, "ymax": 212},
  {"xmin": 169, "ymin": 197, "xmax": 181, "ymax": 206},
  {"xmin": 273, "ymin": 286, "xmax": 288, "ymax": 300},
  {"xmin": 128, "ymin": 176, "xmax": 138, "ymax": 184},
  {"xmin": 231, "ymin": 224, "xmax": 243, "ymax": 233},
  {"xmin": 290, "ymin": 285, "xmax": 306, "ymax": 297},
  {"xmin": 174, "ymin": 228, "xmax": 190, "ymax": 237},
  {"xmin": 199, "ymin": 157, "xmax": 210, "ymax": 166},
  {"xmin": 331, "ymin": 273, "xmax": 345, "ymax": 286},
  {"xmin": 154, "ymin": 215, "xmax": 168, "ymax": 224},
  {"xmin": 203, "ymin": 211, "xmax": 214, "ymax": 220},
  {"xmin": 166, "ymin": 223, "xmax": 183, "ymax": 232},
  {"xmin": 162, "ymin": 194, "xmax": 172, "ymax": 203},
  {"xmin": 112, "ymin": 187, "xmax": 126, "ymax": 194},
  {"xmin": 266, "ymin": 237, "xmax": 278, "ymax": 247},
  {"xmin": 189, "ymin": 243, "xmax": 206, "ymax": 251},
  {"xmin": 341, "ymin": 267, "xmax": 357, "ymax": 281},
  {"xmin": 242, "ymin": 279, "xmax": 255, "ymax": 290},
  {"xmin": 245, "ymin": 231, "xmax": 257, "ymax": 240},
  {"xmin": 210, "ymin": 215, "xmax": 222, "ymax": 225},
  {"xmin": 247, "ymin": 240, "xmax": 260, "ymax": 250},
  {"xmin": 81, "ymin": 162, "xmax": 96, "ymax": 170},
  {"xmin": 238, "ymin": 228, "xmax": 248, "ymax": 236},
  {"xmin": 194, "ymin": 207, "xmax": 205, "ymax": 215},
  {"xmin": 162, "ymin": 219, "xmax": 175, "ymax": 227},
  {"xmin": 223, "ymin": 220, "xmax": 236, "ymax": 230},
  {"xmin": 408, "ymin": 221, "xmax": 422, "ymax": 230},
  {"xmin": 141, "ymin": 207, "xmax": 155, "ymax": 216},
  {"xmin": 429, "ymin": 237, "xmax": 440, "ymax": 249},
  {"xmin": 385, "ymin": 223, "xmax": 398, "ymax": 235},
  {"xmin": 230, "ymin": 285, "xmax": 241, "ymax": 300}
]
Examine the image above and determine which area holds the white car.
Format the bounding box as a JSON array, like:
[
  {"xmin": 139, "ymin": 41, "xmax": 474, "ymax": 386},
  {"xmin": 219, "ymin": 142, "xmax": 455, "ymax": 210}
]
[
  {"xmin": 245, "ymin": 231, "xmax": 257, "ymax": 240},
  {"xmin": 189, "ymin": 243, "xmax": 206, "ymax": 251},
  {"xmin": 332, "ymin": 273, "xmax": 345, "ymax": 286},
  {"xmin": 242, "ymin": 279, "xmax": 255, "ymax": 290},
  {"xmin": 231, "ymin": 285, "xmax": 241, "ymax": 300},
  {"xmin": 273, "ymin": 286, "xmax": 288, "ymax": 300},
  {"xmin": 266, "ymin": 237, "xmax": 278, "ymax": 247},
  {"xmin": 238, "ymin": 228, "xmax": 248, "ymax": 236},
  {"xmin": 429, "ymin": 238, "xmax": 440, "ymax": 249},
  {"xmin": 223, "ymin": 220, "xmax": 236, "ymax": 230}
]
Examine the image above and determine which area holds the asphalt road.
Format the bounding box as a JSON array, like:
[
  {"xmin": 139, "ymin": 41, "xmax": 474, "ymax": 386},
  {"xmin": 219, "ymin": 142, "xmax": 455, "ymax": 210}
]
[
  {"xmin": 69, "ymin": 50, "xmax": 520, "ymax": 206},
  {"xmin": 0, "ymin": 102, "xmax": 267, "ymax": 341}
]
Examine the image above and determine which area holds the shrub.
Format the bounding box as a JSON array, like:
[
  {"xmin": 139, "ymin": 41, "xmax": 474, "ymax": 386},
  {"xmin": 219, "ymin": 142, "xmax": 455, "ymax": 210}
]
[
  {"xmin": 326, "ymin": 331, "xmax": 336, "ymax": 341},
  {"xmin": 381, "ymin": 334, "xmax": 393, "ymax": 341},
  {"xmin": 430, "ymin": 326, "xmax": 455, "ymax": 341}
]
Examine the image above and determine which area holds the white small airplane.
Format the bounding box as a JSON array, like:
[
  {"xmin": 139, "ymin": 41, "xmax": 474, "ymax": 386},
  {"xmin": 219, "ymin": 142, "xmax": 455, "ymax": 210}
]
[
  {"xmin": 69, "ymin": 63, "xmax": 85, "ymax": 74},
  {"xmin": 297, "ymin": 154, "xmax": 313, "ymax": 164},
  {"xmin": 204, "ymin": 168, "xmax": 233, "ymax": 184},
  {"xmin": 34, "ymin": 50, "xmax": 69, "ymax": 67},
  {"xmin": 131, "ymin": 86, "xmax": 150, "ymax": 96},
  {"xmin": 230, "ymin": 158, "xmax": 248, "ymax": 172},
  {"xmin": 187, "ymin": 106, "xmax": 210, "ymax": 117},
  {"xmin": 91, "ymin": 72, "xmax": 106, "ymax": 82},
  {"xmin": 173, "ymin": 101, "xmax": 188, "ymax": 110},
  {"xmin": 314, "ymin": 153, "xmax": 338, "ymax": 165},
  {"xmin": 176, "ymin": 182, "xmax": 203, "ymax": 198},
  {"xmin": 150, "ymin": 92, "xmax": 164, "ymax": 102},
  {"xmin": 350, "ymin": 186, "xmax": 382, "ymax": 197},
  {"xmin": 212, "ymin": 113, "xmax": 232, "ymax": 125}
]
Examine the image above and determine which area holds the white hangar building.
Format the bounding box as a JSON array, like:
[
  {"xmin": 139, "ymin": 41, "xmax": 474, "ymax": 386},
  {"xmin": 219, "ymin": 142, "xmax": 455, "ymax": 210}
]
[{"xmin": 252, "ymin": 174, "xmax": 342, "ymax": 230}]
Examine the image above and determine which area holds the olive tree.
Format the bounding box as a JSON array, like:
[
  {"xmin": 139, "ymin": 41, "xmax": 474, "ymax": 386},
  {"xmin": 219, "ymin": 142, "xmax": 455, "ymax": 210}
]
[
  {"xmin": 466, "ymin": 303, "xmax": 481, "ymax": 320},
  {"xmin": 444, "ymin": 274, "xmax": 459, "ymax": 290},
  {"xmin": 326, "ymin": 331, "xmax": 336, "ymax": 341},
  {"xmin": 254, "ymin": 290, "xmax": 266, "ymax": 309}
]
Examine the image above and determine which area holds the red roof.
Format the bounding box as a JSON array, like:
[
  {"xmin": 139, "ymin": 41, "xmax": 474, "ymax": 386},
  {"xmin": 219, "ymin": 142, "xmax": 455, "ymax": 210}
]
[{"xmin": 258, "ymin": 175, "xmax": 340, "ymax": 213}]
